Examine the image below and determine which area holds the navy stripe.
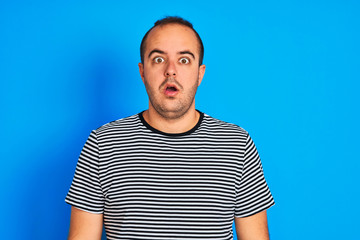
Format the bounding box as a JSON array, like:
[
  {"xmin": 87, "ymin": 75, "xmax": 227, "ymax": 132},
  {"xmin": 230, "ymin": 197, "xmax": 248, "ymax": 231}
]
[{"xmin": 65, "ymin": 112, "xmax": 274, "ymax": 239}]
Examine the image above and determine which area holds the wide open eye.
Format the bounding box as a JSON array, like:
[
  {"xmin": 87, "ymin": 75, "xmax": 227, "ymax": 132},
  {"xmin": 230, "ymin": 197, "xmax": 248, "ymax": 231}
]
[
  {"xmin": 153, "ymin": 57, "xmax": 165, "ymax": 63},
  {"xmin": 179, "ymin": 57, "xmax": 190, "ymax": 64}
]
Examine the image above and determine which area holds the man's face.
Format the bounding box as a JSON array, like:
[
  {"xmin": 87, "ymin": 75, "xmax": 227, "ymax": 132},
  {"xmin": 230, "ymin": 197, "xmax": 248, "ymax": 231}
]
[{"xmin": 139, "ymin": 23, "xmax": 206, "ymax": 120}]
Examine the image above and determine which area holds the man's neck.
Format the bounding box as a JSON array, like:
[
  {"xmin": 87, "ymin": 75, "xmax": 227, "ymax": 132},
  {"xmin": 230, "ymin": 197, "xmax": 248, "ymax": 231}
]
[{"xmin": 143, "ymin": 108, "xmax": 200, "ymax": 134}]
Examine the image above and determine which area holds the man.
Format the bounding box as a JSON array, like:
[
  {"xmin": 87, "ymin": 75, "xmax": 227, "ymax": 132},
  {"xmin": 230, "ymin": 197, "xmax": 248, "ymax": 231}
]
[{"xmin": 66, "ymin": 16, "xmax": 274, "ymax": 240}]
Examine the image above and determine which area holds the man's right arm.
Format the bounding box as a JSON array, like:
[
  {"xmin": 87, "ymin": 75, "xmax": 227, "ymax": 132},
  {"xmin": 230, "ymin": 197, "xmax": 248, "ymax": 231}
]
[{"xmin": 68, "ymin": 206, "xmax": 103, "ymax": 240}]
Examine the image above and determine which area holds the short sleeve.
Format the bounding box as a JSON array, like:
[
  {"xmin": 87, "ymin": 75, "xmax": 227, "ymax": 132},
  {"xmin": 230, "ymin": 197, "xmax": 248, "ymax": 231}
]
[
  {"xmin": 65, "ymin": 130, "xmax": 104, "ymax": 213},
  {"xmin": 235, "ymin": 134, "xmax": 275, "ymax": 217}
]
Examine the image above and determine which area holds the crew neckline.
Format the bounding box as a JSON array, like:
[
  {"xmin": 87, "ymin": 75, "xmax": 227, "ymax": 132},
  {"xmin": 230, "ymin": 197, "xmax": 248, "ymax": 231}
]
[{"xmin": 138, "ymin": 110, "xmax": 204, "ymax": 137}]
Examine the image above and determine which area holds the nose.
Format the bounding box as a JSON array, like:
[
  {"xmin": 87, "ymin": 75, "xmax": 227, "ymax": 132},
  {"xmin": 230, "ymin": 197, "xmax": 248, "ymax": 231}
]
[{"xmin": 164, "ymin": 60, "xmax": 176, "ymax": 77}]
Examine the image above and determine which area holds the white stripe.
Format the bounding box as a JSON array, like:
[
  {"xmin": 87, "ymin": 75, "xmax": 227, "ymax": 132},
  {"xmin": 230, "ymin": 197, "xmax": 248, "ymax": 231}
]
[{"xmin": 65, "ymin": 112, "xmax": 274, "ymax": 240}]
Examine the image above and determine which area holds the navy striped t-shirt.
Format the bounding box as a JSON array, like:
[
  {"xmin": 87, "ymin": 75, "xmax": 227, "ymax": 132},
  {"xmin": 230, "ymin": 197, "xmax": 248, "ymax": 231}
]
[{"xmin": 66, "ymin": 111, "xmax": 274, "ymax": 240}]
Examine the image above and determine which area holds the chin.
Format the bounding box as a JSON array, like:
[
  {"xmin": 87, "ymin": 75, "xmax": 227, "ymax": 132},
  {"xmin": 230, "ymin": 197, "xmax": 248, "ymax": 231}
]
[{"xmin": 157, "ymin": 106, "xmax": 190, "ymax": 120}]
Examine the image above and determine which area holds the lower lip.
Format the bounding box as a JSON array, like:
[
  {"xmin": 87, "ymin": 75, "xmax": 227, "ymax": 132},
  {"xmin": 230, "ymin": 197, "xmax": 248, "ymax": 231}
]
[{"xmin": 164, "ymin": 89, "xmax": 179, "ymax": 97}]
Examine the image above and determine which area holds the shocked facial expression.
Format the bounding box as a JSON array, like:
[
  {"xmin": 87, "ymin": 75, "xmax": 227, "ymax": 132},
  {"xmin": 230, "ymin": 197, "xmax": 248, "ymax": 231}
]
[{"xmin": 139, "ymin": 23, "xmax": 206, "ymax": 120}]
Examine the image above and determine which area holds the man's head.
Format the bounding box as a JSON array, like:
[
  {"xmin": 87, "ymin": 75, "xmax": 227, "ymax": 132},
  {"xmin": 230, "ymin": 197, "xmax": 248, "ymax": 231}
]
[
  {"xmin": 140, "ymin": 16, "xmax": 204, "ymax": 66},
  {"xmin": 138, "ymin": 16, "xmax": 206, "ymax": 120}
]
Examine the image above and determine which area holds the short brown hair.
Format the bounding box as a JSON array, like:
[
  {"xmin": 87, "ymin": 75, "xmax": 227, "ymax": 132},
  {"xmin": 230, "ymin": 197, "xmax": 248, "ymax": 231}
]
[{"xmin": 140, "ymin": 16, "xmax": 204, "ymax": 65}]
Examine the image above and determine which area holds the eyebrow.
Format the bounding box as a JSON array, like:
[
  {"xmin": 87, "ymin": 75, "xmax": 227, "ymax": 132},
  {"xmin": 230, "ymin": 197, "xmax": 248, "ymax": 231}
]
[
  {"xmin": 148, "ymin": 49, "xmax": 196, "ymax": 60},
  {"xmin": 148, "ymin": 49, "xmax": 165, "ymax": 59},
  {"xmin": 179, "ymin": 50, "xmax": 195, "ymax": 60}
]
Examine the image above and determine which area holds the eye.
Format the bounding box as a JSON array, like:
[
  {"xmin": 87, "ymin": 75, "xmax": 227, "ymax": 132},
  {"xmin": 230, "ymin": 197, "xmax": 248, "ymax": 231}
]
[
  {"xmin": 153, "ymin": 56, "xmax": 165, "ymax": 63},
  {"xmin": 179, "ymin": 57, "xmax": 190, "ymax": 64}
]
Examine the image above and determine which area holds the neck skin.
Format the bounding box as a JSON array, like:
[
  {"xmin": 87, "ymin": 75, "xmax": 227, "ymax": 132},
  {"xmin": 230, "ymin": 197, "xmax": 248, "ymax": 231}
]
[{"xmin": 142, "ymin": 105, "xmax": 200, "ymax": 134}]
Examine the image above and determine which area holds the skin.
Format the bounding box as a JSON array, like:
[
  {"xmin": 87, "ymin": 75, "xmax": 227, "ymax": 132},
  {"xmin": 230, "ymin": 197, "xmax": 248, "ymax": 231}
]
[
  {"xmin": 138, "ymin": 23, "xmax": 206, "ymax": 133},
  {"xmin": 67, "ymin": 207, "xmax": 103, "ymax": 240},
  {"xmin": 235, "ymin": 210, "xmax": 270, "ymax": 240},
  {"xmin": 67, "ymin": 23, "xmax": 270, "ymax": 240}
]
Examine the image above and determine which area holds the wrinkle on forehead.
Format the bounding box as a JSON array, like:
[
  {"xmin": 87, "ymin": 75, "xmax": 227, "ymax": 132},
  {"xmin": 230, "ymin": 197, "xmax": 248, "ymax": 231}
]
[{"xmin": 144, "ymin": 23, "xmax": 201, "ymax": 61}]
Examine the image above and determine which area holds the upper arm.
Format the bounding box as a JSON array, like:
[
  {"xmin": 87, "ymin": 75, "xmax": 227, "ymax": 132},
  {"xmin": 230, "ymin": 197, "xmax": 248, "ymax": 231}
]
[
  {"xmin": 68, "ymin": 206, "xmax": 103, "ymax": 240},
  {"xmin": 234, "ymin": 210, "xmax": 269, "ymax": 240}
]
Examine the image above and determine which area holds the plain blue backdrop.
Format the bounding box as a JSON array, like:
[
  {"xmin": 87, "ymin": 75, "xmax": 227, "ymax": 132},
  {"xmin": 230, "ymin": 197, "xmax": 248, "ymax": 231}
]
[{"xmin": 1, "ymin": 0, "xmax": 359, "ymax": 239}]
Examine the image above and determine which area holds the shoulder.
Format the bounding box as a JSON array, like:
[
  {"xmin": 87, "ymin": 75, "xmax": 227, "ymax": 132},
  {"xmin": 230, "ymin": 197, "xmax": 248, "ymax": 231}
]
[
  {"xmin": 93, "ymin": 113, "xmax": 143, "ymax": 137},
  {"xmin": 200, "ymin": 113, "xmax": 249, "ymax": 137}
]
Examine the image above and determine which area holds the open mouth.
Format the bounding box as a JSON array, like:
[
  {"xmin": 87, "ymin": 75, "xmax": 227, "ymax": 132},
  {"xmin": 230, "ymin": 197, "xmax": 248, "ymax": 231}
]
[
  {"xmin": 164, "ymin": 84, "xmax": 179, "ymax": 96},
  {"xmin": 167, "ymin": 86, "xmax": 177, "ymax": 92}
]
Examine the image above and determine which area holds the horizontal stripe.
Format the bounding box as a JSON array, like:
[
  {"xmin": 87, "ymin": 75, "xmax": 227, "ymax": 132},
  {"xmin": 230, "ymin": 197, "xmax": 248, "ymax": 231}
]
[{"xmin": 66, "ymin": 111, "xmax": 274, "ymax": 239}]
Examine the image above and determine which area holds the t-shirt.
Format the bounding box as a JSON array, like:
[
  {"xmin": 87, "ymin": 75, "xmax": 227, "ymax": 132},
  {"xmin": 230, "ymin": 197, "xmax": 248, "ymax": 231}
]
[{"xmin": 65, "ymin": 111, "xmax": 274, "ymax": 240}]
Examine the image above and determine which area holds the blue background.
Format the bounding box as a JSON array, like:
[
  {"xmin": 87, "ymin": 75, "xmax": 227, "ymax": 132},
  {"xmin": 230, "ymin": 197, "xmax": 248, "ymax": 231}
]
[{"xmin": 1, "ymin": 1, "xmax": 359, "ymax": 239}]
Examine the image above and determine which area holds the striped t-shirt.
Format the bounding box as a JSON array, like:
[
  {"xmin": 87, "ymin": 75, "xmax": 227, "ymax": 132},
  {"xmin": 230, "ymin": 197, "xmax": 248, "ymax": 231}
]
[{"xmin": 65, "ymin": 111, "xmax": 274, "ymax": 240}]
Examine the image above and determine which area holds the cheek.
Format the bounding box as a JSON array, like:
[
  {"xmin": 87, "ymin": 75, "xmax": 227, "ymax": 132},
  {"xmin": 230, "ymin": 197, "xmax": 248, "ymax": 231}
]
[
  {"xmin": 182, "ymin": 68, "xmax": 199, "ymax": 81},
  {"xmin": 144, "ymin": 65, "xmax": 164, "ymax": 79}
]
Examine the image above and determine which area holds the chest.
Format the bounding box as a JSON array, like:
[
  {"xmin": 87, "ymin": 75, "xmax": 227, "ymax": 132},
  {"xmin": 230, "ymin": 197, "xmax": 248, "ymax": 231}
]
[{"xmin": 99, "ymin": 138, "xmax": 244, "ymax": 203}]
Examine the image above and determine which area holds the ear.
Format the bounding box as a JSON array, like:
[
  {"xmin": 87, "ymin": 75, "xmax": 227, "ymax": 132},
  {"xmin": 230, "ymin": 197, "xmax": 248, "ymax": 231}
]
[
  {"xmin": 197, "ymin": 64, "xmax": 206, "ymax": 86},
  {"xmin": 138, "ymin": 62, "xmax": 145, "ymax": 83}
]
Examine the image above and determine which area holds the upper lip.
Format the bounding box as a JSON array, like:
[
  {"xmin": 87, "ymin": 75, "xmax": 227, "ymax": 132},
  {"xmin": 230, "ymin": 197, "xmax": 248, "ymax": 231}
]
[
  {"xmin": 164, "ymin": 83, "xmax": 179, "ymax": 91},
  {"xmin": 160, "ymin": 78, "xmax": 182, "ymax": 92}
]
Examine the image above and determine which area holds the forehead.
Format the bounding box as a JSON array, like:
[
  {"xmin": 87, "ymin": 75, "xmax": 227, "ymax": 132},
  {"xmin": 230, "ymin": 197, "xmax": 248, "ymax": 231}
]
[{"xmin": 145, "ymin": 24, "xmax": 200, "ymax": 54}]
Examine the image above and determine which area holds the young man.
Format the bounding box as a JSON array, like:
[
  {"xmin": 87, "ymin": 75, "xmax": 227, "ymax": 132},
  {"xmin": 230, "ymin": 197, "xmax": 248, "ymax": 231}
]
[{"xmin": 66, "ymin": 16, "xmax": 274, "ymax": 240}]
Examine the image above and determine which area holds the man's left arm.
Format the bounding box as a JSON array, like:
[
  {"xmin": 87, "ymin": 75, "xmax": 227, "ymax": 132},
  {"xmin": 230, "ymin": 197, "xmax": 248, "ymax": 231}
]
[{"xmin": 234, "ymin": 210, "xmax": 269, "ymax": 240}]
